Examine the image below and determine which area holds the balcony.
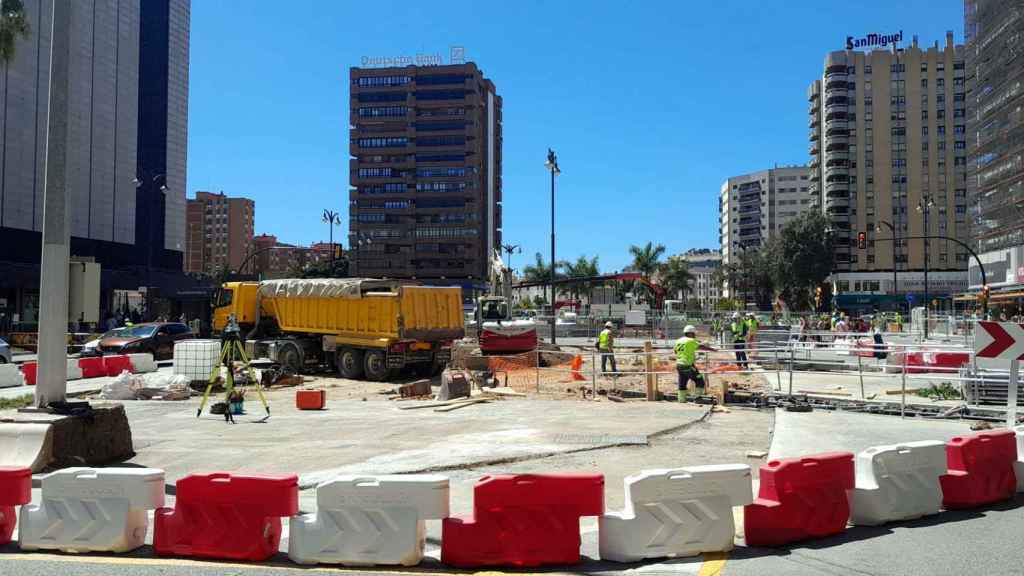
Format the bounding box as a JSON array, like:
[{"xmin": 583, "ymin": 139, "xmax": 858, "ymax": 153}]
[
  {"xmin": 809, "ymin": 114, "xmax": 820, "ymax": 128},
  {"xmin": 809, "ymin": 143, "xmax": 820, "ymax": 157}
]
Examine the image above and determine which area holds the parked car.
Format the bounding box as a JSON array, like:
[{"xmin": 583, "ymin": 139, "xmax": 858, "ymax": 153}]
[
  {"xmin": 80, "ymin": 322, "xmax": 194, "ymax": 361},
  {"xmin": 0, "ymin": 338, "xmax": 11, "ymax": 363}
]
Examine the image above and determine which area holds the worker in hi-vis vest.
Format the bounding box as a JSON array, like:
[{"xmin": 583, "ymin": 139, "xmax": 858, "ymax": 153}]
[
  {"xmin": 729, "ymin": 312, "xmax": 749, "ymax": 370},
  {"xmin": 598, "ymin": 321, "xmax": 617, "ymax": 373},
  {"xmin": 674, "ymin": 325, "xmax": 717, "ymax": 402}
]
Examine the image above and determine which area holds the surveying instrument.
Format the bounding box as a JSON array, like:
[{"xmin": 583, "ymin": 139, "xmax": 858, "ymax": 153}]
[{"xmin": 196, "ymin": 314, "xmax": 271, "ymax": 423}]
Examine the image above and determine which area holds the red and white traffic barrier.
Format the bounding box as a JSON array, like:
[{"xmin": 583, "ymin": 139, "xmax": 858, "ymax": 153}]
[{"xmin": 16, "ymin": 353, "xmax": 157, "ymax": 386}]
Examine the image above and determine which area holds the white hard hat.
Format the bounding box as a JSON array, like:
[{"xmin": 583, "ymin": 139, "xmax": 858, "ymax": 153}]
[
  {"xmin": 684, "ymin": 325, "xmax": 697, "ymax": 334},
  {"xmin": 732, "ymin": 312, "xmax": 740, "ymax": 319},
  {"xmin": 605, "ymin": 321, "xmax": 614, "ymax": 328}
]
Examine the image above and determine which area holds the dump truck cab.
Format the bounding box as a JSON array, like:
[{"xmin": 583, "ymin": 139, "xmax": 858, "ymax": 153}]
[{"xmin": 212, "ymin": 282, "xmax": 262, "ymax": 333}]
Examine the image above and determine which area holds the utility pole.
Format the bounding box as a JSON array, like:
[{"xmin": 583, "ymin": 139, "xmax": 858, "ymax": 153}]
[
  {"xmin": 36, "ymin": 0, "xmax": 73, "ymax": 408},
  {"xmin": 545, "ymin": 149, "xmax": 560, "ymax": 344},
  {"xmin": 917, "ymin": 194, "xmax": 934, "ymax": 339}
]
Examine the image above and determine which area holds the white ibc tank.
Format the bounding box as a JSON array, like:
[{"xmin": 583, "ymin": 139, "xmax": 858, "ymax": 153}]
[
  {"xmin": 172, "ymin": 340, "xmax": 220, "ymax": 382},
  {"xmin": 288, "ymin": 474, "xmax": 449, "ymax": 566},
  {"xmin": 599, "ymin": 464, "xmax": 752, "ymax": 562},
  {"xmin": 1015, "ymin": 425, "xmax": 1024, "ymax": 493},
  {"xmin": 849, "ymin": 440, "xmax": 946, "ymax": 526},
  {"xmin": 19, "ymin": 467, "xmax": 165, "ymax": 553}
]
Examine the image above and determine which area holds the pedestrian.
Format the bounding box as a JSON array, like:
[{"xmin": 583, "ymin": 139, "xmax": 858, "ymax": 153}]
[
  {"xmin": 674, "ymin": 324, "xmax": 717, "ymax": 402},
  {"xmin": 729, "ymin": 312, "xmax": 749, "ymax": 370},
  {"xmin": 598, "ymin": 321, "xmax": 617, "ymax": 374}
]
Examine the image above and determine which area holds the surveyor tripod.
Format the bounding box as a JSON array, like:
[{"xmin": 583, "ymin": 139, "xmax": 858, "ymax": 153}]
[{"xmin": 196, "ymin": 324, "xmax": 270, "ymax": 423}]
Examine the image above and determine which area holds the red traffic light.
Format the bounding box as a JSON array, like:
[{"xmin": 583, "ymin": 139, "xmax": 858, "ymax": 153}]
[{"xmin": 857, "ymin": 232, "xmax": 867, "ymax": 250}]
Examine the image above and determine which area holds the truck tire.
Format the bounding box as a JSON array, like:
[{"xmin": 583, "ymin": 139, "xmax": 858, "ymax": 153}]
[
  {"xmin": 363, "ymin": 350, "xmax": 390, "ymax": 382},
  {"xmin": 279, "ymin": 343, "xmax": 302, "ymax": 373},
  {"xmin": 337, "ymin": 348, "xmax": 364, "ymax": 379}
]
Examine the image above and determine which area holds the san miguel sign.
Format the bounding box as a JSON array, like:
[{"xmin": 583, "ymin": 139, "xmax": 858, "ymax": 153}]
[{"xmin": 846, "ymin": 30, "xmax": 903, "ymax": 50}]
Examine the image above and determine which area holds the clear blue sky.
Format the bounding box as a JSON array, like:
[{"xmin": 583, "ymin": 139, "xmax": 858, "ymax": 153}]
[{"xmin": 187, "ymin": 0, "xmax": 963, "ymax": 273}]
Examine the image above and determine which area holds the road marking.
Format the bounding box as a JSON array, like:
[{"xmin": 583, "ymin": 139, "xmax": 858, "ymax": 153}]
[{"xmin": 698, "ymin": 552, "xmax": 729, "ymax": 576}]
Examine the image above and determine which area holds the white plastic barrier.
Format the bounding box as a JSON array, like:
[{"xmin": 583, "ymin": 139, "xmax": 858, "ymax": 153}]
[
  {"xmin": 0, "ymin": 364, "xmax": 24, "ymax": 388},
  {"xmin": 1015, "ymin": 425, "xmax": 1024, "ymax": 493},
  {"xmin": 66, "ymin": 359, "xmax": 82, "ymax": 380},
  {"xmin": 172, "ymin": 340, "xmax": 220, "ymax": 382},
  {"xmin": 19, "ymin": 467, "xmax": 165, "ymax": 553},
  {"xmin": 127, "ymin": 353, "xmax": 158, "ymax": 374},
  {"xmin": 288, "ymin": 474, "xmax": 449, "ymax": 566},
  {"xmin": 849, "ymin": 441, "xmax": 946, "ymax": 526},
  {"xmin": 599, "ymin": 464, "xmax": 752, "ymax": 562}
]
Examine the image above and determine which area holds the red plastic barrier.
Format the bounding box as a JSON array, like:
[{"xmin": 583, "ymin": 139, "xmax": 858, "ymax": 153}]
[
  {"xmin": 744, "ymin": 452, "xmax": 854, "ymax": 547},
  {"xmin": 154, "ymin": 473, "xmax": 299, "ymax": 561},
  {"xmin": 940, "ymin": 430, "xmax": 1017, "ymax": 509},
  {"xmin": 0, "ymin": 467, "xmax": 32, "ymax": 545},
  {"xmin": 78, "ymin": 357, "xmax": 106, "ymax": 378},
  {"xmin": 103, "ymin": 354, "xmax": 133, "ymax": 377},
  {"xmin": 441, "ymin": 474, "xmax": 604, "ymax": 567},
  {"xmin": 20, "ymin": 362, "xmax": 37, "ymax": 386}
]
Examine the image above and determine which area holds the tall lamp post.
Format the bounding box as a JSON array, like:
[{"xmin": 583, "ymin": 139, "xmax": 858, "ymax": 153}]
[
  {"xmin": 133, "ymin": 173, "xmax": 167, "ymax": 320},
  {"xmin": 545, "ymin": 149, "xmax": 560, "ymax": 344},
  {"xmin": 916, "ymin": 193, "xmax": 935, "ymax": 338},
  {"xmin": 501, "ymin": 243, "xmax": 521, "ymax": 273},
  {"xmin": 876, "ymin": 220, "xmax": 900, "ymax": 308},
  {"xmin": 322, "ymin": 209, "xmax": 341, "ymax": 264}
]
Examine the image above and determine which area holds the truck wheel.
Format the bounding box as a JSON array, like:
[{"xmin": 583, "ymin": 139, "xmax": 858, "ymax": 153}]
[
  {"xmin": 363, "ymin": 350, "xmax": 390, "ymax": 382},
  {"xmin": 337, "ymin": 348, "xmax": 365, "ymax": 379},
  {"xmin": 280, "ymin": 343, "xmax": 302, "ymax": 373}
]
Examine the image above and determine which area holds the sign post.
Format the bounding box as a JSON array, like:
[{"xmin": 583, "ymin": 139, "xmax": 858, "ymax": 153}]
[{"xmin": 973, "ymin": 321, "xmax": 1024, "ymax": 426}]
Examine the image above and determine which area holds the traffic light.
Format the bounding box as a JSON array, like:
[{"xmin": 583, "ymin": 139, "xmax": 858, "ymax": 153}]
[
  {"xmin": 815, "ymin": 286, "xmax": 823, "ymax": 309},
  {"xmin": 857, "ymin": 231, "xmax": 867, "ymax": 250}
]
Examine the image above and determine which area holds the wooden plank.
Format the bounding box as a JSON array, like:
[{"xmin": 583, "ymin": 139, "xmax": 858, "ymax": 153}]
[
  {"xmin": 434, "ymin": 398, "xmax": 490, "ymax": 412},
  {"xmin": 796, "ymin": 389, "xmax": 853, "ymax": 397},
  {"xmin": 397, "ymin": 400, "xmax": 457, "ymax": 410}
]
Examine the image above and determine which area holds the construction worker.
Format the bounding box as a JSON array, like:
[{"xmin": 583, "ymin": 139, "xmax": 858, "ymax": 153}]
[
  {"xmin": 674, "ymin": 325, "xmax": 717, "ymax": 402},
  {"xmin": 729, "ymin": 312, "xmax": 748, "ymax": 370},
  {"xmin": 598, "ymin": 321, "xmax": 617, "ymax": 373},
  {"xmin": 745, "ymin": 312, "xmax": 759, "ymax": 355}
]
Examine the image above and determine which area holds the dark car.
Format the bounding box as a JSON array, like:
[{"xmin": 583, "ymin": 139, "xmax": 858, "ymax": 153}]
[{"xmin": 83, "ymin": 322, "xmax": 194, "ymax": 360}]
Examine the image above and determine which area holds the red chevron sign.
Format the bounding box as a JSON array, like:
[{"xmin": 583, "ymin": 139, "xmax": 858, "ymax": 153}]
[{"xmin": 974, "ymin": 321, "xmax": 1024, "ymax": 360}]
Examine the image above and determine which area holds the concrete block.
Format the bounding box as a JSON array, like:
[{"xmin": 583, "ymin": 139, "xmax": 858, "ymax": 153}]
[
  {"xmin": 289, "ymin": 474, "xmax": 449, "ymax": 566},
  {"xmin": 66, "ymin": 359, "xmax": 82, "ymax": 381},
  {"xmin": 127, "ymin": 353, "xmax": 157, "ymax": 374},
  {"xmin": 600, "ymin": 464, "xmax": 752, "ymax": 562},
  {"xmin": 47, "ymin": 404, "xmax": 134, "ymax": 470},
  {"xmin": 0, "ymin": 364, "xmax": 24, "ymax": 388},
  {"xmin": 20, "ymin": 467, "xmax": 165, "ymax": 553},
  {"xmin": 0, "ymin": 423, "xmax": 53, "ymax": 471},
  {"xmin": 1015, "ymin": 425, "xmax": 1024, "ymax": 493},
  {"xmin": 849, "ymin": 441, "xmax": 946, "ymax": 526}
]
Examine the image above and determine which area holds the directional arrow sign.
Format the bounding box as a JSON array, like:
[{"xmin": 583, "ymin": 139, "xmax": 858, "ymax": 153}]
[{"xmin": 974, "ymin": 321, "xmax": 1024, "ymax": 360}]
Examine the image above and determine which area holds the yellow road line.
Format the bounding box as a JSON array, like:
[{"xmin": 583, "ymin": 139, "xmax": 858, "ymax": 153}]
[{"xmin": 698, "ymin": 551, "xmax": 729, "ymax": 576}]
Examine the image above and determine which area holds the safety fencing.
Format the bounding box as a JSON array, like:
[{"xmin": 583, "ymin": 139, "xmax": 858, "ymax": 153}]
[
  {"xmin": 1, "ymin": 426, "xmax": 1023, "ymax": 566},
  {"xmin": 0, "ymin": 353, "xmax": 158, "ymax": 389}
]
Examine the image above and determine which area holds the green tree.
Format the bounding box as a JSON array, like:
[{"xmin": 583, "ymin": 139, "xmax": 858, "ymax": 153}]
[
  {"xmin": 295, "ymin": 257, "xmax": 350, "ymax": 279},
  {"xmin": 658, "ymin": 255, "xmax": 695, "ymax": 300},
  {"xmin": 628, "ymin": 242, "xmax": 666, "ymax": 278},
  {"xmin": 521, "ymin": 252, "xmax": 562, "ymax": 284},
  {"xmin": 561, "ymin": 255, "xmax": 599, "ymax": 303},
  {"xmin": 0, "ymin": 0, "xmax": 30, "ymax": 63},
  {"xmin": 736, "ymin": 244, "xmax": 776, "ymax": 310},
  {"xmin": 768, "ymin": 211, "xmax": 835, "ymax": 310}
]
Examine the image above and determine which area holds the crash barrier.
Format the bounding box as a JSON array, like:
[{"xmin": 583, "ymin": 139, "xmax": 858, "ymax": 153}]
[
  {"xmin": 1017, "ymin": 425, "xmax": 1024, "ymax": 493},
  {"xmin": 849, "ymin": 441, "xmax": 947, "ymax": 526},
  {"xmin": 15, "ymin": 354, "xmax": 158, "ymax": 387},
  {"xmin": 289, "ymin": 474, "xmax": 449, "ymax": 566},
  {"xmin": 0, "ymin": 364, "xmax": 24, "ymax": 388},
  {"xmin": 19, "ymin": 467, "xmax": 164, "ymax": 553},
  {"xmin": 599, "ymin": 464, "xmax": 752, "ymax": 562},
  {"xmin": 441, "ymin": 474, "xmax": 604, "ymax": 567},
  {"xmin": 940, "ymin": 430, "xmax": 1017, "ymax": 509},
  {"xmin": 0, "ymin": 467, "xmax": 31, "ymax": 545},
  {"xmin": 154, "ymin": 473, "xmax": 299, "ymax": 561},
  {"xmin": 744, "ymin": 452, "xmax": 855, "ymax": 547}
]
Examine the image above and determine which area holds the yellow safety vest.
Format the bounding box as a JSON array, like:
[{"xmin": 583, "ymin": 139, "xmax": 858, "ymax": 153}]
[
  {"xmin": 674, "ymin": 337, "xmax": 699, "ymax": 367},
  {"xmin": 599, "ymin": 329, "xmax": 612, "ymax": 351}
]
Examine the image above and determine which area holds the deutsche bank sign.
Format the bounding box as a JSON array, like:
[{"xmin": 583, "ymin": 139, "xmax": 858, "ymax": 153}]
[{"xmin": 846, "ymin": 31, "xmax": 903, "ymax": 50}]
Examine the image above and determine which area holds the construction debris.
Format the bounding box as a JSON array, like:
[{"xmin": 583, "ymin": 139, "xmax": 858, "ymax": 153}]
[
  {"xmin": 437, "ymin": 369, "xmax": 471, "ymax": 401},
  {"xmin": 746, "ymin": 450, "xmax": 768, "ymax": 458},
  {"xmin": 397, "ymin": 379, "xmax": 432, "ymax": 398},
  {"xmin": 797, "ymin": 389, "xmax": 852, "ymax": 397}
]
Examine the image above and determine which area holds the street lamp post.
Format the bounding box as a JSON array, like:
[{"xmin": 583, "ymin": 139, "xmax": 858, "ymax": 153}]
[
  {"xmin": 322, "ymin": 209, "xmax": 341, "ymax": 264},
  {"xmin": 133, "ymin": 173, "xmax": 167, "ymax": 321},
  {"xmin": 501, "ymin": 243, "xmax": 521, "ymax": 273},
  {"xmin": 916, "ymin": 194, "xmax": 935, "ymax": 338},
  {"xmin": 876, "ymin": 220, "xmax": 900, "ymax": 307},
  {"xmin": 545, "ymin": 149, "xmax": 560, "ymax": 345}
]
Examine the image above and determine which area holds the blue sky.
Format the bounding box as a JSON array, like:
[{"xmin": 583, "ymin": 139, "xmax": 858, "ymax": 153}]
[{"xmin": 187, "ymin": 0, "xmax": 963, "ymax": 273}]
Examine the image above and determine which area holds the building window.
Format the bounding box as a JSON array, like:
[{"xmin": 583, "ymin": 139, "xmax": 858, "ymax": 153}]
[
  {"xmin": 356, "ymin": 75, "xmax": 411, "ymax": 87},
  {"xmin": 414, "ymin": 90, "xmax": 467, "ymax": 101},
  {"xmin": 358, "ymin": 167, "xmax": 393, "ymax": 178},
  {"xmin": 358, "ymin": 106, "xmax": 407, "ymax": 118},
  {"xmin": 416, "ymin": 153, "xmax": 465, "ymax": 162},
  {"xmin": 416, "ymin": 167, "xmax": 467, "ymax": 178},
  {"xmin": 357, "ymin": 137, "xmax": 408, "ymax": 148},
  {"xmin": 864, "ymin": 65, "xmax": 872, "ymax": 74},
  {"xmin": 416, "ymin": 135, "xmax": 466, "ymax": 147},
  {"xmin": 416, "ymin": 74, "xmax": 469, "ymax": 85},
  {"xmin": 357, "ymin": 92, "xmax": 407, "ymax": 103}
]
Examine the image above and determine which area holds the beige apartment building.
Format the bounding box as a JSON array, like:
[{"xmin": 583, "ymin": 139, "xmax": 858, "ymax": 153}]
[
  {"xmin": 185, "ymin": 192, "xmax": 255, "ymax": 275},
  {"xmin": 809, "ymin": 32, "xmax": 968, "ymax": 311}
]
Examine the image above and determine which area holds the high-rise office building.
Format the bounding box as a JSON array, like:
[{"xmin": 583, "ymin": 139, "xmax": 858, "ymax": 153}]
[
  {"xmin": 809, "ymin": 33, "xmax": 969, "ymax": 311},
  {"xmin": 678, "ymin": 249, "xmax": 722, "ymax": 311},
  {"xmin": 185, "ymin": 192, "xmax": 254, "ymax": 275},
  {"xmin": 965, "ymin": 1, "xmax": 1024, "ymax": 300},
  {"xmin": 0, "ymin": 0, "xmax": 191, "ymax": 324},
  {"xmin": 348, "ymin": 63, "xmax": 502, "ymax": 289}
]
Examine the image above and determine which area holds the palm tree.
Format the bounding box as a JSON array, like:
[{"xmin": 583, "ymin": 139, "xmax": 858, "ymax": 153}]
[
  {"xmin": 628, "ymin": 242, "xmax": 666, "ymax": 279},
  {"xmin": 659, "ymin": 255, "xmax": 695, "ymax": 300},
  {"xmin": 0, "ymin": 0, "xmax": 30, "ymax": 63},
  {"xmin": 561, "ymin": 255, "xmax": 599, "ymax": 304},
  {"xmin": 521, "ymin": 252, "xmax": 561, "ymax": 284}
]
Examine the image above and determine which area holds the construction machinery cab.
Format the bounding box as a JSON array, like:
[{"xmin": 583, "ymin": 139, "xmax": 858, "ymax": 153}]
[{"xmin": 478, "ymin": 296, "xmax": 509, "ymax": 323}]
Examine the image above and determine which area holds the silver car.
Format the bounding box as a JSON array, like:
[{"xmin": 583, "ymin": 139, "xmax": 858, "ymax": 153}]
[{"xmin": 0, "ymin": 338, "xmax": 11, "ymax": 364}]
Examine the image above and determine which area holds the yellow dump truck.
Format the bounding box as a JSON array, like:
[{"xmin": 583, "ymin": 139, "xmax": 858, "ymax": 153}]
[{"xmin": 212, "ymin": 279, "xmax": 464, "ymax": 381}]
